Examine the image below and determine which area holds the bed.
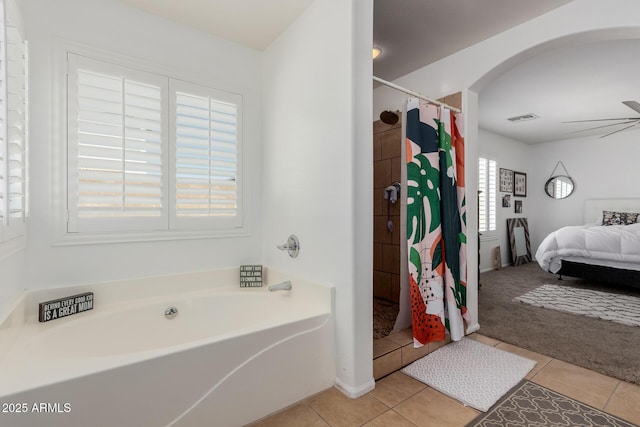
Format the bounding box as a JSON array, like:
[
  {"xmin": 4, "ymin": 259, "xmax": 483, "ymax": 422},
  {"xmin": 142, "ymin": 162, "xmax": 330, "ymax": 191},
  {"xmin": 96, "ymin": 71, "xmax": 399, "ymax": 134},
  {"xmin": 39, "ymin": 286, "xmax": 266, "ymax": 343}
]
[{"xmin": 535, "ymin": 198, "xmax": 640, "ymax": 286}]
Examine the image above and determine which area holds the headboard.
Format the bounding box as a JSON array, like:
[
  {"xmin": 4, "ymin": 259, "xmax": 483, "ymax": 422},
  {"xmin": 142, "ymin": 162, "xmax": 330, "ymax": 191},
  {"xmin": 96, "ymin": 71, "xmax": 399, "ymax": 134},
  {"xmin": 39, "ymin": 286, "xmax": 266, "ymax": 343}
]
[{"xmin": 584, "ymin": 198, "xmax": 640, "ymax": 225}]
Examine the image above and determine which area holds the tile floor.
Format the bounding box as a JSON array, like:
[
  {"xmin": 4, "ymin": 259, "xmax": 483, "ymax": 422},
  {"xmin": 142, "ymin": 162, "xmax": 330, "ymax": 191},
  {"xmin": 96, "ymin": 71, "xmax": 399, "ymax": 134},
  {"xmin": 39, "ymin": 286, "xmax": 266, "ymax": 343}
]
[{"xmin": 248, "ymin": 333, "xmax": 640, "ymax": 427}]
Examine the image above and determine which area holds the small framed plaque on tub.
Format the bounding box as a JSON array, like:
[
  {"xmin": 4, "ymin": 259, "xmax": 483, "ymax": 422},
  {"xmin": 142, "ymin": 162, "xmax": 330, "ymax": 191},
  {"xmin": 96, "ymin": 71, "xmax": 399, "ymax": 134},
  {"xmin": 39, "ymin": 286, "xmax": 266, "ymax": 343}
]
[
  {"xmin": 39, "ymin": 292, "xmax": 94, "ymax": 322},
  {"xmin": 240, "ymin": 265, "xmax": 263, "ymax": 287}
]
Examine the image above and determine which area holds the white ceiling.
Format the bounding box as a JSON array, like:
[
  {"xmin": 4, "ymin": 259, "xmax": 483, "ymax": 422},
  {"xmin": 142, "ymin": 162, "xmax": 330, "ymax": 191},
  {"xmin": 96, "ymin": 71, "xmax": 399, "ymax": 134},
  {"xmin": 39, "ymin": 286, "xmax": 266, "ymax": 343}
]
[
  {"xmin": 479, "ymin": 39, "xmax": 640, "ymax": 144},
  {"xmin": 114, "ymin": 0, "xmax": 313, "ymax": 51},
  {"xmin": 113, "ymin": 0, "xmax": 639, "ymax": 144},
  {"xmin": 373, "ymin": 0, "xmax": 640, "ymax": 144},
  {"xmin": 373, "ymin": 0, "xmax": 572, "ymax": 82}
]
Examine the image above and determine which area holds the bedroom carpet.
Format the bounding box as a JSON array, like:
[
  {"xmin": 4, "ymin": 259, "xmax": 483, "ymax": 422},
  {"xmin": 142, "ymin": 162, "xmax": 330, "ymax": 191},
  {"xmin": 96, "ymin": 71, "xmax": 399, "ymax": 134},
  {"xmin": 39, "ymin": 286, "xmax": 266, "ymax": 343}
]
[
  {"xmin": 402, "ymin": 337, "xmax": 536, "ymax": 412},
  {"xmin": 467, "ymin": 380, "xmax": 637, "ymax": 427},
  {"xmin": 479, "ymin": 262, "xmax": 640, "ymax": 385},
  {"xmin": 516, "ymin": 284, "xmax": 640, "ymax": 327}
]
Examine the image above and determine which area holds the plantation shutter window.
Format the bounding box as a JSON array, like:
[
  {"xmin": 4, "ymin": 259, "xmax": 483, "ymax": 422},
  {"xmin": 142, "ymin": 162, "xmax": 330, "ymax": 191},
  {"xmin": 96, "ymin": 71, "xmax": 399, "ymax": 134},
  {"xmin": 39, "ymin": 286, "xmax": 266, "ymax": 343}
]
[
  {"xmin": 1, "ymin": 0, "xmax": 27, "ymax": 242},
  {"xmin": 67, "ymin": 54, "xmax": 168, "ymax": 233},
  {"xmin": 478, "ymin": 157, "xmax": 497, "ymax": 233},
  {"xmin": 171, "ymin": 80, "xmax": 242, "ymax": 229},
  {"xmin": 66, "ymin": 54, "xmax": 242, "ymax": 236}
]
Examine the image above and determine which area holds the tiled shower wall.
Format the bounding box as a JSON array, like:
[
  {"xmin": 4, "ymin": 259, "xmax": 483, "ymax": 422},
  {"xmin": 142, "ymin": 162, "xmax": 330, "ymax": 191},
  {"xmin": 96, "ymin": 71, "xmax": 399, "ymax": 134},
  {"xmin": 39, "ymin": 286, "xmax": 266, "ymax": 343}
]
[{"xmin": 373, "ymin": 118, "xmax": 402, "ymax": 303}]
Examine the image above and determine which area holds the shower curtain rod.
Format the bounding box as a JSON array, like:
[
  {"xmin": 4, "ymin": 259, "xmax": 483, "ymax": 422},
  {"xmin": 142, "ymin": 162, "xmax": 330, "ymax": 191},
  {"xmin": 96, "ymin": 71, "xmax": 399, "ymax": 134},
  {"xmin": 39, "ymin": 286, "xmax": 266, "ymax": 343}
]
[{"xmin": 373, "ymin": 75, "xmax": 462, "ymax": 113}]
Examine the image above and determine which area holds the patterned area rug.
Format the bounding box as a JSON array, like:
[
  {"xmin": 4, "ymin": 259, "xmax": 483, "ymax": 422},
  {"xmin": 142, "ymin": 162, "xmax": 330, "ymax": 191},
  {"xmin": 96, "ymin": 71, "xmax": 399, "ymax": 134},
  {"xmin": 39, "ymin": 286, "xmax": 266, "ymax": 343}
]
[
  {"xmin": 402, "ymin": 337, "xmax": 536, "ymax": 412},
  {"xmin": 467, "ymin": 380, "xmax": 636, "ymax": 427},
  {"xmin": 516, "ymin": 284, "xmax": 640, "ymax": 327},
  {"xmin": 373, "ymin": 298, "xmax": 399, "ymax": 339}
]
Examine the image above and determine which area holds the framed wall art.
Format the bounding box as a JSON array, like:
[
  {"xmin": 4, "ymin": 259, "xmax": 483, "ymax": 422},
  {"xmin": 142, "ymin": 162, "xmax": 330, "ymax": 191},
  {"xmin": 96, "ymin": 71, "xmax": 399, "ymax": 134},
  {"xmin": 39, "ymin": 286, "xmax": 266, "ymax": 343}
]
[
  {"xmin": 514, "ymin": 171, "xmax": 527, "ymax": 197},
  {"xmin": 514, "ymin": 199, "xmax": 522, "ymax": 214},
  {"xmin": 499, "ymin": 168, "xmax": 513, "ymax": 193}
]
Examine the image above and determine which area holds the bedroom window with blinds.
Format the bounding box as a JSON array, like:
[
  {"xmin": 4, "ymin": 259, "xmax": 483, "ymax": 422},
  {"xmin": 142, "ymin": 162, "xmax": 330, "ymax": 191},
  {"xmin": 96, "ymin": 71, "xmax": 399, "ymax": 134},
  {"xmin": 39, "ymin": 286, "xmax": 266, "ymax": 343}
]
[
  {"xmin": 0, "ymin": 0, "xmax": 27, "ymax": 243},
  {"xmin": 478, "ymin": 157, "xmax": 497, "ymax": 232},
  {"xmin": 67, "ymin": 53, "xmax": 242, "ymax": 236}
]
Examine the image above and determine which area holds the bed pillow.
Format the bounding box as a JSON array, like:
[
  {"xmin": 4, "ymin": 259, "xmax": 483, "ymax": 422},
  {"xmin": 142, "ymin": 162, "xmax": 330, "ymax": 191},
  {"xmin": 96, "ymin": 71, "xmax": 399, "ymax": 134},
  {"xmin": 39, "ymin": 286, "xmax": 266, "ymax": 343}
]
[{"xmin": 602, "ymin": 210, "xmax": 639, "ymax": 226}]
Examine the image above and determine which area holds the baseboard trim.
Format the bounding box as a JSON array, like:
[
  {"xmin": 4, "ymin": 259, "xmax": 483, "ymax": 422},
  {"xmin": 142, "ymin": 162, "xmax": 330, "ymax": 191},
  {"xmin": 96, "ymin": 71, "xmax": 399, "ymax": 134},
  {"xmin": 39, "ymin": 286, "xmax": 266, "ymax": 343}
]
[
  {"xmin": 334, "ymin": 377, "xmax": 375, "ymax": 398},
  {"xmin": 466, "ymin": 323, "xmax": 480, "ymax": 334}
]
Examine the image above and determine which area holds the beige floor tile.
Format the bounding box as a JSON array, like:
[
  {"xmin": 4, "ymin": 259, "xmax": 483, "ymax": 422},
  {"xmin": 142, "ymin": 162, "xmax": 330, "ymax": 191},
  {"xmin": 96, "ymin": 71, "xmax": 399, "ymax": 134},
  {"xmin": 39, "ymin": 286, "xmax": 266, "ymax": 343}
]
[
  {"xmin": 306, "ymin": 387, "xmax": 388, "ymax": 427},
  {"xmin": 466, "ymin": 333, "xmax": 501, "ymax": 346},
  {"xmin": 429, "ymin": 334, "xmax": 451, "ymax": 352},
  {"xmin": 401, "ymin": 341, "xmax": 431, "ymax": 366},
  {"xmin": 386, "ymin": 328, "xmax": 413, "ymax": 346},
  {"xmin": 605, "ymin": 381, "xmax": 640, "ymax": 426},
  {"xmin": 395, "ymin": 388, "xmax": 479, "ymax": 427},
  {"xmin": 531, "ymin": 359, "xmax": 620, "ymax": 409},
  {"xmin": 370, "ymin": 371, "xmax": 426, "ymax": 407},
  {"xmin": 374, "ymin": 337, "xmax": 400, "ymax": 359},
  {"xmin": 495, "ymin": 342, "xmax": 552, "ymax": 378},
  {"xmin": 374, "ymin": 348, "xmax": 402, "ymax": 380},
  {"xmin": 247, "ymin": 402, "xmax": 329, "ymax": 427},
  {"xmin": 363, "ymin": 410, "xmax": 418, "ymax": 427}
]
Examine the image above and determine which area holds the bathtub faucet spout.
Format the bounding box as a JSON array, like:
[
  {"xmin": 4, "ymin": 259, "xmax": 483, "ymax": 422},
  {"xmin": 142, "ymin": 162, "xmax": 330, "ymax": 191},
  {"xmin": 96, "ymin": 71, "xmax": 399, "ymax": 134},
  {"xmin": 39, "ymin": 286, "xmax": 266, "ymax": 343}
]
[{"xmin": 269, "ymin": 280, "xmax": 292, "ymax": 292}]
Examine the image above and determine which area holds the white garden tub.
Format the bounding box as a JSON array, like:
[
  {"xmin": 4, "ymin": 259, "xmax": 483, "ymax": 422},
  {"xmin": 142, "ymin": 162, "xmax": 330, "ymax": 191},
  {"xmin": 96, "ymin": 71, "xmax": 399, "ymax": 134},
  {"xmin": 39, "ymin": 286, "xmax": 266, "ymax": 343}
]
[{"xmin": 0, "ymin": 267, "xmax": 335, "ymax": 427}]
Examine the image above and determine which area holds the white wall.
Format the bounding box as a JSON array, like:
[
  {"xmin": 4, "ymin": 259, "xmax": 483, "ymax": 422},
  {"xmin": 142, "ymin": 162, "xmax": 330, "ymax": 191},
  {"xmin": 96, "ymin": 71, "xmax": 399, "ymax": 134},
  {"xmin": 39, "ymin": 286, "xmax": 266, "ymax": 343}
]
[
  {"xmin": 261, "ymin": 0, "xmax": 374, "ymax": 397},
  {"xmin": 373, "ymin": 0, "xmax": 640, "ymax": 331},
  {"xmin": 529, "ymin": 127, "xmax": 640, "ymax": 250},
  {"xmin": 0, "ymin": 251, "xmax": 26, "ymax": 318},
  {"xmin": 22, "ymin": 0, "xmax": 263, "ymax": 288},
  {"xmin": 478, "ymin": 129, "xmax": 531, "ymax": 270}
]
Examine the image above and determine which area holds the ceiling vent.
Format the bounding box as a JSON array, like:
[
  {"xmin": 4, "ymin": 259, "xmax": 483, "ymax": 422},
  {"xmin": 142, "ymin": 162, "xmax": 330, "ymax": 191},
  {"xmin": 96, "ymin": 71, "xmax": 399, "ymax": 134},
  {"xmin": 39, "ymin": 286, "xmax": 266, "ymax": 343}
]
[{"xmin": 507, "ymin": 113, "xmax": 539, "ymax": 123}]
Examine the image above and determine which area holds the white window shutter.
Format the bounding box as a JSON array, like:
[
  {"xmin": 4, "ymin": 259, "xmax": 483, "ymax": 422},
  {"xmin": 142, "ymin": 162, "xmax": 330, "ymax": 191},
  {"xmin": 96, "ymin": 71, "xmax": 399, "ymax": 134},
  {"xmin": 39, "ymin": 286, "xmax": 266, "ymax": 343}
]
[
  {"xmin": 67, "ymin": 54, "xmax": 168, "ymax": 232},
  {"xmin": 171, "ymin": 80, "xmax": 241, "ymax": 229},
  {"xmin": 1, "ymin": 0, "xmax": 26, "ymax": 241},
  {"xmin": 478, "ymin": 158, "xmax": 487, "ymax": 232},
  {"xmin": 488, "ymin": 159, "xmax": 497, "ymax": 231},
  {"xmin": 478, "ymin": 157, "xmax": 497, "ymax": 233}
]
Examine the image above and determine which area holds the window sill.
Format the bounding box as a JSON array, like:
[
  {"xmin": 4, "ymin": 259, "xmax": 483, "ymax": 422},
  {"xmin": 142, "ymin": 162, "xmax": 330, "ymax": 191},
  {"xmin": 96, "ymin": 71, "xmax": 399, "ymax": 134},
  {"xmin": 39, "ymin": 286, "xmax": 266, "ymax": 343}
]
[{"xmin": 52, "ymin": 227, "xmax": 250, "ymax": 247}]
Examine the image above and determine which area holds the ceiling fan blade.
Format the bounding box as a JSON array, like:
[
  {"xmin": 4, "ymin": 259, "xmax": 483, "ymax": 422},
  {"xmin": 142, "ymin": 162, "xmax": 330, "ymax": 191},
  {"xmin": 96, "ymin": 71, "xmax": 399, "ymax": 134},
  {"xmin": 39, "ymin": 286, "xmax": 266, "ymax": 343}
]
[
  {"xmin": 622, "ymin": 100, "xmax": 640, "ymax": 114},
  {"xmin": 599, "ymin": 120, "xmax": 640, "ymax": 138},
  {"xmin": 563, "ymin": 117, "xmax": 639, "ymax": 123},
  {"xmin": 566, "ymin": 120, "xmax": 638, "ymax": 134}
]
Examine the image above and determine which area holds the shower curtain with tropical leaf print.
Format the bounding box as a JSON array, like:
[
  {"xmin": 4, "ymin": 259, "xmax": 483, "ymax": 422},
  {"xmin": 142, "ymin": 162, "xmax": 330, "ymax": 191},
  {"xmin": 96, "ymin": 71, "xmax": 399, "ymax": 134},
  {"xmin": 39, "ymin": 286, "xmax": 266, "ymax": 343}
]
[{"xmin": 406, "ymin": 98, "xmax": 471, "ymax": 348}]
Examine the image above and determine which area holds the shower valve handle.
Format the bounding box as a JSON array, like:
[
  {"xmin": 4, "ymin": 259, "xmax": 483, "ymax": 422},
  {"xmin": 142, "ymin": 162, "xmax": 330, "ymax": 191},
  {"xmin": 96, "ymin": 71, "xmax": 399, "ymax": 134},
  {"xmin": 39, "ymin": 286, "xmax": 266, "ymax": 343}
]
[{"xmin": 277, "ymin": 235, "xmax": 300, "ymax": 258}]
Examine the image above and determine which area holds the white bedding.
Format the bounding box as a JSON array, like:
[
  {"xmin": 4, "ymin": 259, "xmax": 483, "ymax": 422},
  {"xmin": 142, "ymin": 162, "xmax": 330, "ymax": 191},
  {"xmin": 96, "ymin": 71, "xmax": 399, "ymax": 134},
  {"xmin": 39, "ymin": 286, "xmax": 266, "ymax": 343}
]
[{"xmin": 535, "ymin": 223, "xmax": 640, "ymax": 273}]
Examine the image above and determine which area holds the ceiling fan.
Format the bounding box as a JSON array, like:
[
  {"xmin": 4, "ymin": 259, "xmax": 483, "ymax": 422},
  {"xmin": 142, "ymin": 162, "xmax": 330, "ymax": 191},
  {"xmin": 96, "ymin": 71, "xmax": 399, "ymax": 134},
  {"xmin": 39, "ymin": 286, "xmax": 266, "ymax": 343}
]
[{"xmin": 564, "ymin": 100, "xmax": 640, "ymax": 138}]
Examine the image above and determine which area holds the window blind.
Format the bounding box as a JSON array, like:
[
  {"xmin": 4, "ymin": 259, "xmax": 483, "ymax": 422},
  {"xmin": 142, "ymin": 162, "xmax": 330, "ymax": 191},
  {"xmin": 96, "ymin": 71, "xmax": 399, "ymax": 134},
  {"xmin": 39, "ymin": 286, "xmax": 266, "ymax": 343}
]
[
  {"xmin": 68, "ymin": 54, "xmax": 168, "ymax": 232},
  {"xmin": 488, "ymin": 159, "xmax": 497, "ymax": 231},
  {"xmin": 75, "ymin": 70, "xmax": 163, "ymax": 218},
  {"xmin": 478, "ymin": 158, "xmax": 487, "ymax": 232},
  {"xmin": 67, "ymin": 54, "xmax": 242, "ymax": 235},
  {"xmin": 6, "ymin": 23, "xmax": 25, "ymax": 225},
  {"xmin": 175, "ymin": 92, "xmax": 238, "ymax": 218},
  {"xmin": 0, "ymin": 0, "xmax": 27, "ymax": 242},
  {"xmin": 478, "ymin": 157, "xmax": 497, "ymax": 232}
]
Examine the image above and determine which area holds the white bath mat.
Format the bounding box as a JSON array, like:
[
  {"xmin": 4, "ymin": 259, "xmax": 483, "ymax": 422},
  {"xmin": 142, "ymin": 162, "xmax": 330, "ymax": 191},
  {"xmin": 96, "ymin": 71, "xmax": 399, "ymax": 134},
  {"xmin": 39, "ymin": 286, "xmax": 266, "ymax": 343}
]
[
  {"xmin": 516, "ymin": 284, "xmax": 640, "ymax": 327},
  {"xmin": 401, "ymin": 337, "xmax": 535, "ymax": 412}
]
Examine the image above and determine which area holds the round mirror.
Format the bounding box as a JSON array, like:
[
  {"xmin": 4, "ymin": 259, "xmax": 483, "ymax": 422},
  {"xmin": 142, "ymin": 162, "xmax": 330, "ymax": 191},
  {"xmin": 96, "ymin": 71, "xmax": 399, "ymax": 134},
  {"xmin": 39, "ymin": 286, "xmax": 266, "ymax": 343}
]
[{"xmin": 545, "ymin": 175, "xmax": 574, "ymax": 199}]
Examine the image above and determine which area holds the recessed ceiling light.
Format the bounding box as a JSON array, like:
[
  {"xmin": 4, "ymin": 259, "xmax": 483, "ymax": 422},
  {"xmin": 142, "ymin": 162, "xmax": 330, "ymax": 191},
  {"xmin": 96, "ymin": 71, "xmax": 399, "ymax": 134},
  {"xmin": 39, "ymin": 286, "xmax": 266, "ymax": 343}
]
[{"xmin": 372, "ymin": 47, "xmax": 382, "ymax": 59}]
